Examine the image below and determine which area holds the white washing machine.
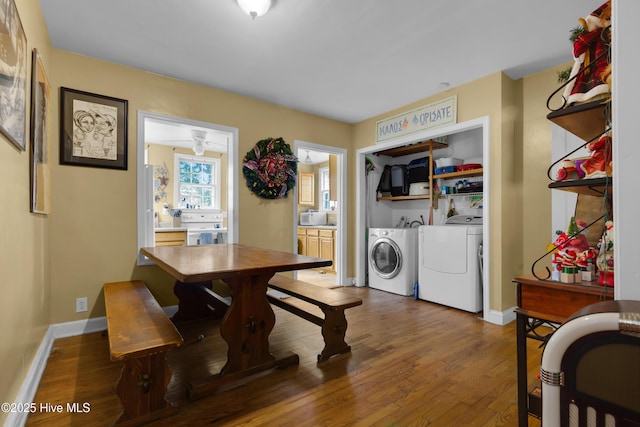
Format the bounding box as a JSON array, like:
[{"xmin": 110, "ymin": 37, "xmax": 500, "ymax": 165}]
[
  {"xmin": 368, "ymin": 228, "xmax": 419, "ymax": 296},
  {"xmin": 418, "ymin": 215, "xmax": 483, "ymax": 312}
]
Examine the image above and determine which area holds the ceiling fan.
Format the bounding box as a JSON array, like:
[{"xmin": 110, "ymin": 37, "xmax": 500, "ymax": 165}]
[{"xmin": 145, "ymin": 120, "xmax": 229, "ymax": 154}]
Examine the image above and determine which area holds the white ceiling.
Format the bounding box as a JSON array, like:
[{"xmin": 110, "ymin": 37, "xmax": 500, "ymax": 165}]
[
  {"xmin": 40, "ymin": 0, "xmax": 604, "ymax": 124},
  {"xmin": 297, "ymin": 148, "xmax": 329, "ymax": 165},
  {"xmin": 143, "ymin": 117, "xmax": 229, "ymax": 153}
]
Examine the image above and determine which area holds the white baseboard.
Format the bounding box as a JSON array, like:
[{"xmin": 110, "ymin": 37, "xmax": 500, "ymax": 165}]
[
  {"xmin": 51, "ymin": 316, "xmax": 108, "ymax": 339},
  {"xmin": 4, "ymin": 326, "xmax": 55, "ymax": 427},
  {"xmin": 344, "ymin": 277, "xmax": 357, "ymax": 287},
  {"xmin": 6, "ymin": 305, "xmax": 179, "ymax": 427},
  {"xmin": 484, "ymin": 306, "xmax": 517, "ymax": 325}
]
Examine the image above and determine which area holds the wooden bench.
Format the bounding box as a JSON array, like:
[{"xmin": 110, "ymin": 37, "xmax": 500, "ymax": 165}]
[
  {"xmin": 266, "ymin": 274, "xmax": 362, "ymax": 362},
  {"xmin": 104, "ymin": 280, "xmax": 183, "ymax": 426}
]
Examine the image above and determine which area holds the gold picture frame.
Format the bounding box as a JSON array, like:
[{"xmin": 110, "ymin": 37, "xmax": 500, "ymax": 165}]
[{"xmin": 30, "ymin": 49, "xmax": 51, "ymax": 214}]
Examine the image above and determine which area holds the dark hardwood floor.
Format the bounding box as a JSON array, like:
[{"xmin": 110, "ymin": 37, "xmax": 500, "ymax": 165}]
[{"xmin": 26, "ymin": 286, "xmax": 543, "ymax": 426}]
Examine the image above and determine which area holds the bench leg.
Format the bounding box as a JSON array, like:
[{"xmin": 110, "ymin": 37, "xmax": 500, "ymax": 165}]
[
  {"xmin": 115, "ymin": 353, "xmax": 177, "ymax": 426},
  {"xmin": 318, "ymin": 308, "xmax": 352, "ymax": 362}
]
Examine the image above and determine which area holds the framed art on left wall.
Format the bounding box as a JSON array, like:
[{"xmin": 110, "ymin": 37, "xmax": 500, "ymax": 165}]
[
  {"xmin": 30, "ymin": 49, "xmax": 51, "ymax": 214},
  {"xmin": 0, "ymin": 0, "xmax": 28, "ymax": 150},
  {"xmin": 59, "ymin": 87, "xmax": 128, "ymax": 170}
]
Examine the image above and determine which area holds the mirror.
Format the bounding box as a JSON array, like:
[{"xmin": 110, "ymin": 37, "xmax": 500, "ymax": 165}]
[{"xmin": 137, "ymin": 111, "xmax": 239, "ymax": 265}]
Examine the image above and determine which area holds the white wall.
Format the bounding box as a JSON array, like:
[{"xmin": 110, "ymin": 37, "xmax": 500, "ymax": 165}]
[
  {"xmin": 613, "ymin": 0, "xmax": 640, "ymax": 300},
  {"xmin": 368, "ymin": 128, "xmax": 483, "ymax": 228}
]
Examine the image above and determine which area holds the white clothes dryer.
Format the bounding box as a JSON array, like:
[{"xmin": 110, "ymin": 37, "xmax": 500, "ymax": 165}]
[
  {"xmin": 368, "ymin": 227, "xmax": 419, "ymax": 296},
  {"xmin": 418, "ymin": 215, "xmax": 483, "ymax": 312}
]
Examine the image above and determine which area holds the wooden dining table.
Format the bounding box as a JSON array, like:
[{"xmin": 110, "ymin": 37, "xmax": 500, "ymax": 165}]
[{"xmin": 140, "ymin": 243, "xmax": 332, "ymax": 400}]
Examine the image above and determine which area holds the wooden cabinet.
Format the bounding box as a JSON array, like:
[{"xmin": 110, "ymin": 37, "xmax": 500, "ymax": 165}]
[
  {"xmin": 297, "ymin": 227, "xmax": 336, "ymax": 272},
  {"xmin": 298, "ymin": 172, "xmax": 314, "ymax": 205},
  {"xmin": 155, "ymin": 231, "xmax": 186, "ymax": 247},
  {"xmin": 319, "ymin": 229, "xmax": 336, "ymax": 272},
  {"xmin": 306, "ymin": 228, "xmax": 320, "ymax": 258},
  {"xmin": 514, "ymin": 275, "xmax": 613, "ymax": 425},
  {"xmin": 297, "ymin": 227, "xmax": 307, "ymax": 255}
]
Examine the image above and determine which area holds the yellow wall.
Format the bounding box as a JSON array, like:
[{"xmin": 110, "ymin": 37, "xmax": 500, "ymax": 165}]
[
  {"xmin": 0, "ymin": 0, "xmax": 53, "ymax": 419},
  {"xmin": 1, "ymin": 1, "xmax": 571, "ymax": 418},
  {"xmin": 351, "ymin": 67, "xmax": 566, "ymax": 312},
  {"xmin": 352, "ymin": 72, "xmax": 524, "ymax": 312},
  {"xmin": 499, "ymin": 75, "xmax": 524, "ymax": 309},
  {"xmin": 47, "ymin": 49, "xmax": 352, "ymax": 322},
  {"xmin": 521, "ymin": 63, "xmax": 573, "ymax": 270}
]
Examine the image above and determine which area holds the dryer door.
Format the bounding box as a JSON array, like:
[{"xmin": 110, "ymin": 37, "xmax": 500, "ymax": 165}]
[{"xmin": 369, "ymin": 237, "xmax": 403, "ymax": 279}]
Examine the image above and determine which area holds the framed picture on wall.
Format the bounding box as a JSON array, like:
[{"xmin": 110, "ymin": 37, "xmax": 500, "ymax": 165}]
[
  {"xmin": 0, "ymin": 0, "xmax": 28, "ymax": 150},
  {"xmin": 30, "ymin": 49, "xmax": 52, "ymax": 214},
  {"xmin": 59, "ymin": 87, "xmax": 128, "ymax": 170}
]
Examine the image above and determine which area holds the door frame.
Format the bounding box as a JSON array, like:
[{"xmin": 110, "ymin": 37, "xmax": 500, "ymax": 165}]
[
  {"xmin": 136, "ymin": 110, "xmax": 239, "ymax": 265},
  {"xmin": 355, "ymin": 116, "xmax": 494, "ymax": 323},
  {"xmin": 293, "ymin": 140, "xmax": 348, "ymax": 286}
]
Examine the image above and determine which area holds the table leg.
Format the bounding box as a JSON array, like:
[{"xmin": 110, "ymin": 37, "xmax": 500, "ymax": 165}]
[
  {"xmin": 186, "ymin": 273, "xmax": 299, "ymax": 401},
  {"xmin": 516, "ymin": 312, "xmax": 529, "ymax": 427},
  {"xmin": 172, "ymin": 280, "xmax": 228, "ymax": 322},
  {"xmin": 222, "ymin": 274, "xmax": 277, "ymax": 371}
]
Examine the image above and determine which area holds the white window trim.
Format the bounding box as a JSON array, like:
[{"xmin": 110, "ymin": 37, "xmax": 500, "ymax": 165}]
[
  {"xmin": 173, "ymin": 153, "xmax": 221, "ymax": 209},
  {"xmin": 318, "ymin": 167, "xmax": 330, "ymax": 211}
]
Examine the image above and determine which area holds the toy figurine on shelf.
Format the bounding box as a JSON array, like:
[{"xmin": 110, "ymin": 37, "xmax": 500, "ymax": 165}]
[
  {"xmin": 550, "ymin": 217, "xmax": 591, "ymax": 283},
  {"xmin": 561, "ymin": 1, "xmax": 611, "ymax": 106},
  {"xmin": 576, "ymin": 247, "xmax": 598, "ymax": 281},
  {"xmin": 580, "ymin": 132, "xmax": 612, "ymax": 178},
  {"xmin": 556, "ymin": 159, "xmax": 579, "ymax": 181},
  {"xmin": 596, "ymin": 220, "xmax": 614, "ymax": 286}
]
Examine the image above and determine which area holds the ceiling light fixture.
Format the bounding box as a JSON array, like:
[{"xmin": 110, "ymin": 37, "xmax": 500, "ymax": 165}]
[
  {"xmin": 303, "ymin": 150, "xmax": 313, "ymax": 164},
  {"xmin": 191, "ymin": 129, "xmax": 207, "ymax": 155},
  {"xmin": 237, "ymin": 0, "xmax": 271, "ymax": 19},
  {"xmin": 193, "ymin": 141, "xmax": 205, "ymax": 156}
]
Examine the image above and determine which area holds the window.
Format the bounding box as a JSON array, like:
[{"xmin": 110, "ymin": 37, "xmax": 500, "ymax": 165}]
[
  {"xmin": 319, "ymin": 167, "xmax": 330, "ymax": 211},
  {"xmin": 174, "ymin": 154, "xmax": 220, "ymax": 209}
]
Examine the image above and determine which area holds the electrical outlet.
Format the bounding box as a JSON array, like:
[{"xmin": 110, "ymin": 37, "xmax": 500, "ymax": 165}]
[{"xmin": 76, "ymin": 297, "xmax": 88, "ymax": 313}]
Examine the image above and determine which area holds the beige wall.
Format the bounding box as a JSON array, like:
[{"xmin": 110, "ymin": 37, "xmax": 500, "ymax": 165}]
[
  {"xmin": 0, "ymin": 0, "xmax": 53, "ymax": 420},
  {"xmin": 1, "ymin": 1, "xmax": 571, "ymax": 418},
  {"xmin": 499, "ymin": 75, "xmax": 524, "ymax": 309},
  {"xmin": 521, "ymin": 63, "xmax": 573, "ymax": 271},
  {"xmin": 352, "ymin": 72, "xmax": 524, "ymax": 312},
  {"xmin": 47, "ymin": 50, "xmax": 352, "ymax": 322},
  {"xmin": 351, "ymin": 67, "xmax": 565, "ymax": 312}
]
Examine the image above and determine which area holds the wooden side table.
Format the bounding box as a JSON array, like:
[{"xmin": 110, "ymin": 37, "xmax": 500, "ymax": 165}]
[{"xmin": 513, "ymin": 274, "xmax": 613, "ymax": 426}]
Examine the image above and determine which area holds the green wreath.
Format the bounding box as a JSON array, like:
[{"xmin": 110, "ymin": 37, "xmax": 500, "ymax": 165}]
[{"xmin": 243, "ymin": 137, "xmax": 298, "ymax": 199}]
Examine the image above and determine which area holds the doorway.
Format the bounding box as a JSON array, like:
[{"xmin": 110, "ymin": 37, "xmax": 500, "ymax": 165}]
[
  {"xmin": 293, "ymin": 140, "xmax": 348, "ymax": 287},
  {"xmin": 136, "ymin": 110, "xmax": 239, "ymax": 265},
  {"xmin": 355, "ymin": 116, "xmax": 494, "ymax": 323}
]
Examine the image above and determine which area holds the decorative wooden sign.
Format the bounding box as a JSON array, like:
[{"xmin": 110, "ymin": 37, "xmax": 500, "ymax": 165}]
[{"xmin": 376, "ymin": 95, "xmax": 457, "ymax": 143}]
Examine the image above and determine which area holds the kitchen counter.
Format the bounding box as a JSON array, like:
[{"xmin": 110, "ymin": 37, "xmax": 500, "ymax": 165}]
[
  {"xmin": 154, "ymin": 227, "xmax": 187, "ymax": 232},
  {"xmin": 298, "ymin": 225, "xmax": 338, "ymax": 230}
]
